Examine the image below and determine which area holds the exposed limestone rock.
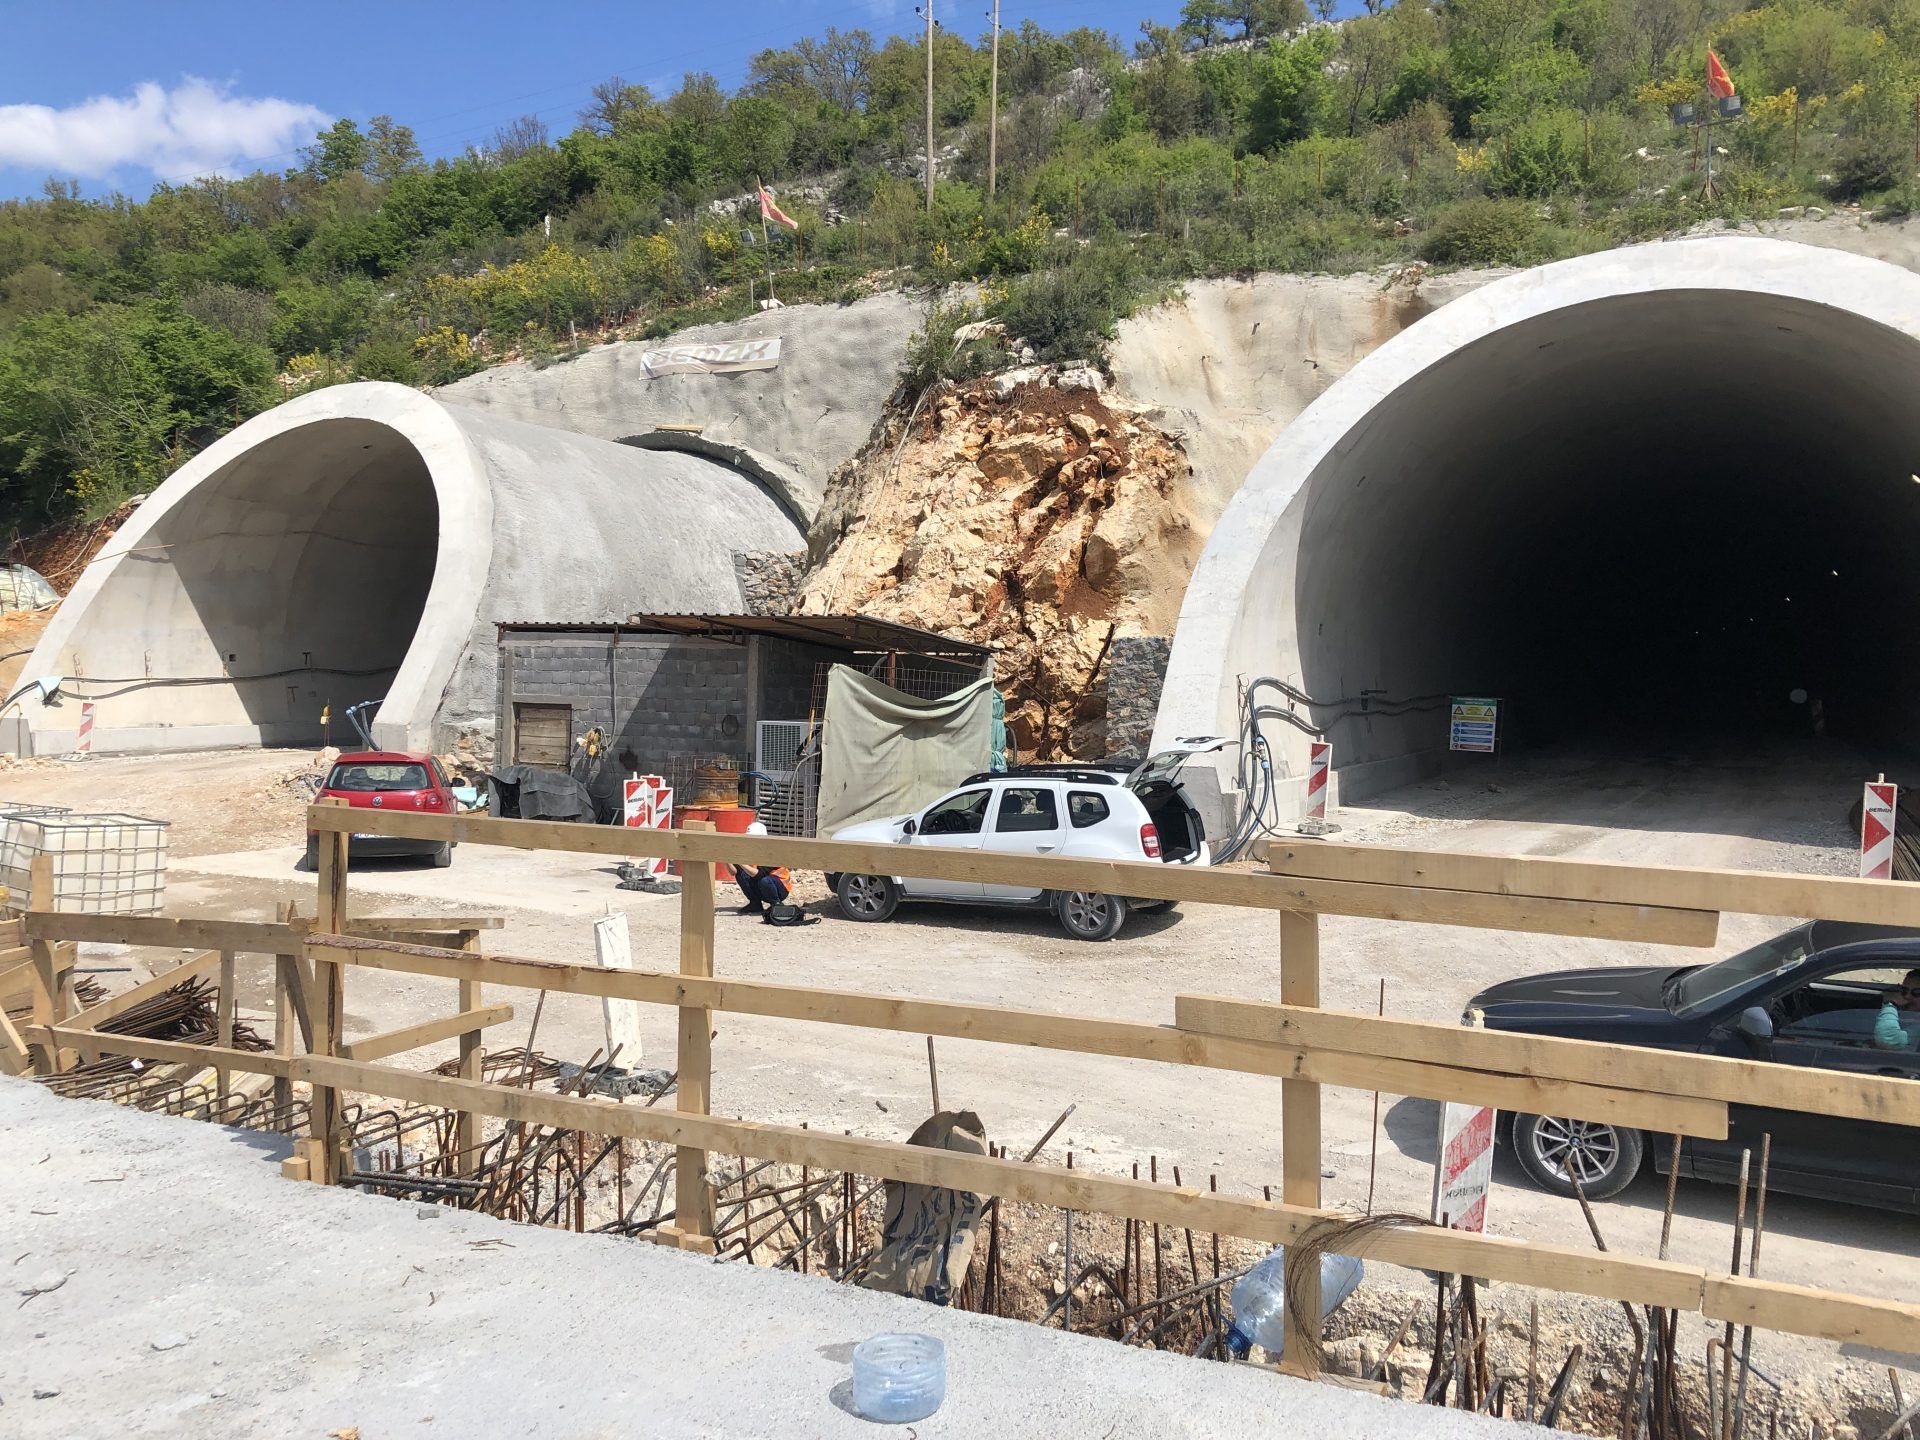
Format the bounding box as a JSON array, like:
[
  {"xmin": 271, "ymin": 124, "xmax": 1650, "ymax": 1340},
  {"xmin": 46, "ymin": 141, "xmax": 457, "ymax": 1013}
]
[{"xmin": 797, "ymin": 370, "xmax": 1201, "ymax": 759}]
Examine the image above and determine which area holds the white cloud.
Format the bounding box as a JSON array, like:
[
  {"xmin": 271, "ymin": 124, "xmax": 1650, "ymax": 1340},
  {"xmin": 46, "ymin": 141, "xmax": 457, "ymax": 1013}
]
[{"xmin": 0, "ymin": 78, "xmax": 330, "ymax": 183}]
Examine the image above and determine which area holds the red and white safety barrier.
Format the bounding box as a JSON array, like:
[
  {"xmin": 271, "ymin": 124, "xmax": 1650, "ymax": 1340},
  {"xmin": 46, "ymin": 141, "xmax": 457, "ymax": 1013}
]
[
  {"xmin": 1862, "ymin": 778, "xmax": 1898, "ymax": 880},
  {"xmin": 1435, "ymin": 1102, "xmax": 1495, "ymax": 1233},
  {"xmin": 624, "ymin": 775, "xmax": 673, "ymax": 877},
  {"xmin": 75, "ymin": 701, "xmax": 95, "ymax": 756},
  {"xmin": 1305, "ymin": 741, "xmax": 1331, "ymax": 821}
]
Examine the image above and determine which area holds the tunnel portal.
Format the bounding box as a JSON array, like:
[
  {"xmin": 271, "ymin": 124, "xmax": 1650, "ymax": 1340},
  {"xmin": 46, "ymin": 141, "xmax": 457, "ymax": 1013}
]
[{"xmin": 1157, "ymin": 239, "xmax": 1920, "ymax": 811}]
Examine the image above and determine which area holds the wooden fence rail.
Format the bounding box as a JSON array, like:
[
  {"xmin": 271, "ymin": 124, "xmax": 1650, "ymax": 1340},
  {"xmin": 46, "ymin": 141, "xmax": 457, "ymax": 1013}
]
[{"xmin": 12, "ymin": 804, "xmax": 1920, "ymax": 1373}]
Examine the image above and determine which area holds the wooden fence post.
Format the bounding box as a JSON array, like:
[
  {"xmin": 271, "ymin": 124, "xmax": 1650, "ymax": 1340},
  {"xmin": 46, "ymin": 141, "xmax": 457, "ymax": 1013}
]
[
  {"xmin": 671, "ymin": 820, "xmax": 718, "ymax": 1251},
  {"xmin": 273, "ymin": 900, "xmax": 299, "ymax": 1115},
  {"xmin": 456, "ymin": 927, "xmax": 484, "ymax": 1175},
  {"xmin": 26, "ymin": 856, "xmax": 74, "ymax": 1074},
  {"xmin": 308, "ymin": 805, "xmax": 349, "ymax": 1183},
  {"xmin": 1279, "ymin": 907, "xmax": 1322, "ymax": 1375},
  {"xmin": 214, "ymin": 949, "xmax": 236, "ymax": 1107}
]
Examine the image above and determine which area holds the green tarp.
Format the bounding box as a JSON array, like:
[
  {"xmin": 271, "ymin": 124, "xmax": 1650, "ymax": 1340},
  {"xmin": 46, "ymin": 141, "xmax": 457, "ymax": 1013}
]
[{"xmin": 816, "ymin": 664, "xmax": 994, "ymax": 835}]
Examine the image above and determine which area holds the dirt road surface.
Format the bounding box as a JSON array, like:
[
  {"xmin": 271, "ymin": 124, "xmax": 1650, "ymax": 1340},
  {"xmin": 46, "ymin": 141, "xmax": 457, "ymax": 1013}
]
[{"xmin": 4, "ymin": 741, "xmax": 1913, "ymax": 1419}]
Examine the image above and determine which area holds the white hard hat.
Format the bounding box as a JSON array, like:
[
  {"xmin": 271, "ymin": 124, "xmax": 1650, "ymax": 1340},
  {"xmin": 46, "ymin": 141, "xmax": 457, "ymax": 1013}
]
[{"xmin": 745, "ymin": 820, "xmax": 769, "ymax": 836}]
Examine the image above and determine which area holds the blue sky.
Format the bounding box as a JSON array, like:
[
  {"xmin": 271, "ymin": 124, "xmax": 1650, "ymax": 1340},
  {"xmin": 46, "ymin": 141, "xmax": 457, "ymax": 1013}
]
[{"xmin": 0, "ymin": 0, "xmax": 1236, "ymax": 200}]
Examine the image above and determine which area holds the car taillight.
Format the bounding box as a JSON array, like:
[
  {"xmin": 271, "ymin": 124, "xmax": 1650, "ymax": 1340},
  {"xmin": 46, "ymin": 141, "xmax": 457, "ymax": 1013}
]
[
  {"xmin": 1140, "ymin": 823, "xmax": 1161, "ymax": 858},
  {"xmin": 419, "ymin": 792, "xmax": 443, "ymax": 809}
]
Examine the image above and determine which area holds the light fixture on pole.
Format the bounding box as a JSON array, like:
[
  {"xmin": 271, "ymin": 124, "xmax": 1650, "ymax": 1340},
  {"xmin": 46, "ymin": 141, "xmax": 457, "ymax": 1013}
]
[{"xmin": 1671, "ymin": 49, "xmax": 1742, "ymax": 201}]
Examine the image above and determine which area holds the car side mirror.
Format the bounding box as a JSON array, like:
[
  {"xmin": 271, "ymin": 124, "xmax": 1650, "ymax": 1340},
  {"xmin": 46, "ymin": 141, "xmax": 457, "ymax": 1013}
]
[
  {"xmin": 1735, "ymin": 1005, "xmax": 1775, "ymax": 1056},
  {"xmin": 900, "ymin": 818, "xmax": 917, "ymax": 838}
]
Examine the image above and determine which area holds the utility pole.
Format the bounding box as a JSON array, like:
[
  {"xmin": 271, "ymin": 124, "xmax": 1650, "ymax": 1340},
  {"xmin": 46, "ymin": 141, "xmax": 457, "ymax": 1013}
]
[
  {"xmin": 987, "ymin": 0, "xmax": 1001, "ymax": 199},
  {"xmin": 922, "ymin": 0, "xmax": 937, "ymax": 209}
]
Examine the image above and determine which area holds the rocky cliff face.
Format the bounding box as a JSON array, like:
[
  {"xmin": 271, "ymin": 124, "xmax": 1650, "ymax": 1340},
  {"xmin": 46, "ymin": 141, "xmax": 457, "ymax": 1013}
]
[{"xmin": 795, "ymin": 371, "xmax": 1202, "ymax": 758}]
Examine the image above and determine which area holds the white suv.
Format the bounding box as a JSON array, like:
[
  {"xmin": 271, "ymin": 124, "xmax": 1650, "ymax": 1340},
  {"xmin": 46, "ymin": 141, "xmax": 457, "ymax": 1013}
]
[{"xmin": 826, "ymin": 741, "xmax": 1224, "ymax": 940}]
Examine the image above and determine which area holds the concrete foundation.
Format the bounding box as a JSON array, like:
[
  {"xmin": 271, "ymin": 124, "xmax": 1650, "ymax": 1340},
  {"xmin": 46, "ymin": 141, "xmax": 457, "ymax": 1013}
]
[
  {"xmin": 8, "ymin": 383, "xmax": 804, "ymax": 757},
  {"xmin": 1154, "ymin": 237, "xmax": 1920, "ymax": 812},
  {"xmin": 0, "ymin": 1080, "xmax": 1540, "ymax": 1439}
]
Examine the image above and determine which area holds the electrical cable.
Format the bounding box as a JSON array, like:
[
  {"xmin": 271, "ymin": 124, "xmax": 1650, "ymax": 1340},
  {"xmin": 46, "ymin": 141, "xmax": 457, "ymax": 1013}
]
[{"xmin": 1212, "ymin": 678, "xmax": 1453, "ymax": 862}]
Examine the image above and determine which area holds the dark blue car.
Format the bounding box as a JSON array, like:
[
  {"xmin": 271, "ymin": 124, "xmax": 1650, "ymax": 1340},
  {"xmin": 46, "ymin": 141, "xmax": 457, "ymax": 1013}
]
[{"xmin": 1468, "ymin": 922, "xmax": 1920, "ymax": 1212}]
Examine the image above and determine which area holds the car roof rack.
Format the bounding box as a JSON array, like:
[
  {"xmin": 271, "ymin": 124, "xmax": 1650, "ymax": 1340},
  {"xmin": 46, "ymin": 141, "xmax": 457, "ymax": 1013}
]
[{"xmin": 960, "ymin": 764, "xmax": 1126, "ymax": 787}]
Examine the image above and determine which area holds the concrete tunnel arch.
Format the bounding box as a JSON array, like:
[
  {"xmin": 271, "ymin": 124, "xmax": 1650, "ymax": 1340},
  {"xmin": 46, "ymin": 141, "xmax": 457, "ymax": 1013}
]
[
  {"xmin": 13, "ymin": 381, "xmax": 806, "ymax": 755},
  {"xmin": 1152, "ymin": 237, "xmax": 1920, "ymax": 814}
]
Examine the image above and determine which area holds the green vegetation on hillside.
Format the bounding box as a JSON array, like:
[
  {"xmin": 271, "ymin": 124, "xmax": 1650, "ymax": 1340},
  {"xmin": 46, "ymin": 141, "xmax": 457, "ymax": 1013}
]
[{"xmin": 5, "ymin": 0, "xmax": 1919, "ymax": 534}]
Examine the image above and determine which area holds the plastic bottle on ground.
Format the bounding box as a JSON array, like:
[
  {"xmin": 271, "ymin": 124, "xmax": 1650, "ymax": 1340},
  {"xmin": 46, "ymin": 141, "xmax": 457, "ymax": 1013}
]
[
  {"xmin": 1225, "ymin": 1247, "xmax": 1364, "ymax": 1359},
  {"xmin": 850, "ymin": 1332, "xmax": 946, "ymax": 1423}
]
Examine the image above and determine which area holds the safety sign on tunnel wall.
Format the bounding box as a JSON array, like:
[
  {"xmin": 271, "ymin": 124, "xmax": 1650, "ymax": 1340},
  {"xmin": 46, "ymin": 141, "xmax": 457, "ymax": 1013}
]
[{"xmin": 1448, "ymin": 697, "xmax": 1500, "ymax": 753}]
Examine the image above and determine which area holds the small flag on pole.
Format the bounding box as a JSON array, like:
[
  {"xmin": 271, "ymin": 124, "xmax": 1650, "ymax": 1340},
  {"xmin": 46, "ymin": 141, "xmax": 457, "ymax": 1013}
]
[
  {"xmin": 1706, "ymin": 49, "xmax": 1736, "ymax": 100},
  {"xmin": 758, "ymin": 184, "xmax": 799, "ymax": 231}
]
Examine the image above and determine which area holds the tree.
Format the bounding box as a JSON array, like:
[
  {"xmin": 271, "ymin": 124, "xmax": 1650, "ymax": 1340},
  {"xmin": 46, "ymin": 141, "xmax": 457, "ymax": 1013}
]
[
  {"xmin": 665, "ymin": 73, "xmax": 728, "ymax": 130},
  {"xmin": 1182, "ymin": 0, "xmax": 1307, "ymax": 46},
  {"xmin": 1245, "ymin": 28, "xmax": 1336, "ymax": 150},
  {"xmin": 302, "ymin": 119, "xmax": 370, "ymax": 183},
  {"xmin": 488, "ymin": 115, "xmax": 551, "ymax": 162},
  {"xmin": 1134, "ymin": 25, "xmax": 1211, "ymax": 140},
  {"xmin": 580, "ymin": 77, "xmax": 656, "ymax": 136},
  {"xmin": 1179, "ymin": 1, "xmax": 1229, "ymax": 48},
  {"xmin": 751, "ymin": 28, "xmax": 875, "ymax": 109},
  {"xmin": 365, "ymin": 116, "xmax": 423, "ymax": 183}
]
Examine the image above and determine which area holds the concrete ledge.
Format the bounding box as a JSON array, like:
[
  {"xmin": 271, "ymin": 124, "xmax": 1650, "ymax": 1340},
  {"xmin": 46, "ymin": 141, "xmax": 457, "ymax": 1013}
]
[
  {"xmin": 623, "ymin": 428, "xmax": 821, "ymax": 528},
  {"xmin": 0, "ymin": 1079, "xmax": 1533, "ymax": 1439}
]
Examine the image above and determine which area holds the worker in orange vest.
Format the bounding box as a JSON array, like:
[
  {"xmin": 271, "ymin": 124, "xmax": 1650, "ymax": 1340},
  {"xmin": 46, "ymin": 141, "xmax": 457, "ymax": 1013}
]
[{"xmin": 732, "ymin": 820, "xmax": 793, "ymax": 918}]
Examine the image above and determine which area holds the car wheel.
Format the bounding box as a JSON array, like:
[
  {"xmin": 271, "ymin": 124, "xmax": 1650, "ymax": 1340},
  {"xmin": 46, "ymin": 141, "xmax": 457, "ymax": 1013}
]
[
  {"xmin": 300, "ymin": 837, "xmax": 318, "ymax": 873},
  {"xmin": 1056, "ymin": 890, "xmax": 1126, "ymax": 941},
  {"xmin": 1131, "ymin": 899, "xmax": 1177, "ymax": 915},
  {"xmin": 430, "ymin": 842, "xmax": 453, "ymax": 869},
  {"xmin": 1512, "ymin": 1113, "xmax": 1644, "ymax": 1200},
  {"xmin": 836, "ymin": 873, "xmax": 899, "ymax": 922}
]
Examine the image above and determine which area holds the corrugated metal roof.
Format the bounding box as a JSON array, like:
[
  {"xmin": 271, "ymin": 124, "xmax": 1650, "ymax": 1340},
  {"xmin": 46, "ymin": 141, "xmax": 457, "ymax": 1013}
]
[{"xmin": 497, "ymin": 613, "xmax": 991, "ymax": 659}]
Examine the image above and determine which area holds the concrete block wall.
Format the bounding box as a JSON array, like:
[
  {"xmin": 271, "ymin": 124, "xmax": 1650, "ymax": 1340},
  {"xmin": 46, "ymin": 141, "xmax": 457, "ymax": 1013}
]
[
  {"xmin": 756, "ymin": 637, "xmax": 844, "ymax": 726},
  {"xmin": 498, "ymin": 632, "xmax": 752, "ymax": 811}
]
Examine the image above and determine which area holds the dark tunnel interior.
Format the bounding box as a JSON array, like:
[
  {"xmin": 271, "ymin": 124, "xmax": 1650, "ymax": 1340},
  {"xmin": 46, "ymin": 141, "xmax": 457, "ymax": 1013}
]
[{"xmin": 1294, "ymin": 290, "xmax": 1920, "ymax": 764}]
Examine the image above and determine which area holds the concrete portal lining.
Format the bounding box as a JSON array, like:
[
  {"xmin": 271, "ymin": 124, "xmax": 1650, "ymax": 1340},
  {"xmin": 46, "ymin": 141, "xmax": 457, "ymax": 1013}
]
[
  {"xmin": 1152, "ymin": 237, "xmax": 1920, "ymax": 813},
  {"xmin": 13, "ymin": 382, "xmax": 806, "ymax": 756}
]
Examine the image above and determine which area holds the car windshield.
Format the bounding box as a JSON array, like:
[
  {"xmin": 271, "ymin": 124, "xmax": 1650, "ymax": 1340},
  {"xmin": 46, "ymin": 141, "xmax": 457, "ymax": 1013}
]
[
  {"xmin": 326, "ymin": 762, "xmax": 430, "ymax": 793},
  {"xmin": 1668, "ymin": 929, "xmax": 1813, "ymax": 1017}
]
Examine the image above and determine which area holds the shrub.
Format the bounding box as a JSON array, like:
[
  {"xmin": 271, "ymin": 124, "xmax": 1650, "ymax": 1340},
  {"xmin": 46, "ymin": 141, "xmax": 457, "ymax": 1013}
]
[
  {"xmin": 899, "ymin": 298, "xmax": 1008, "ymax": 397},
  {"xmin": 1826, "ymin": 131, "xmax": 1903, "ymax": 201},
  {"xmin": 414, "ymin": 326, "xmax": 484, "ymax": 385},
  {"xmin": 349, "ymin": 336, "xmax": 423, "ymax": 384},
  {"xmin": 993, "ymin": 239, "xmax": 1146, "ymax": 362},
  {"xmin": 1419, "ymin": 198, "xmax": 1544, "ymax": 266}
]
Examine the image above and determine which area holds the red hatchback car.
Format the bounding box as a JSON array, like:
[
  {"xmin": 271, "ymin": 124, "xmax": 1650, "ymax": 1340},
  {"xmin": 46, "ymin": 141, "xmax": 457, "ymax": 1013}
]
[{"xmin": 304, "ymin": 751, "xmax": 457, "ymax": 869}]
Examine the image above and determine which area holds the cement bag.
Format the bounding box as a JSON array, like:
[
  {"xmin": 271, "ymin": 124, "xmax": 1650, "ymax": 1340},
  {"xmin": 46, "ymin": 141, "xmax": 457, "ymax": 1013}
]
[{"xmin": 857, "ymin": 1111, "xmax": 988, "ymax": 1306}]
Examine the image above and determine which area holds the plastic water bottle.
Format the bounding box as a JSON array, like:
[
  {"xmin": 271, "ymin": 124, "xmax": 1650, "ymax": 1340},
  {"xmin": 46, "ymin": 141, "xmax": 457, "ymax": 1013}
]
[
  {"xmin": 851, "ymin": 1332, "xmax": 946, "ymax": 1423},
  {"xmin": 1225, "ymin": 1247, "xmax": 1364, "ymax": 1359}
]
